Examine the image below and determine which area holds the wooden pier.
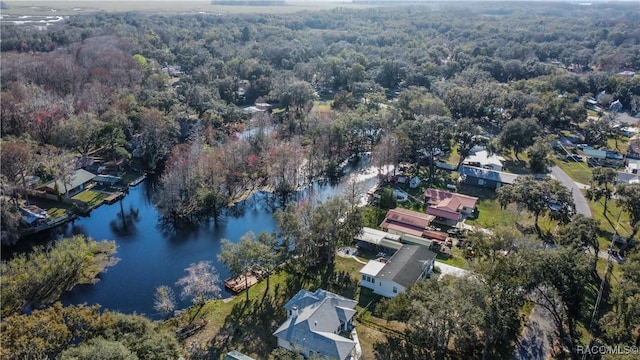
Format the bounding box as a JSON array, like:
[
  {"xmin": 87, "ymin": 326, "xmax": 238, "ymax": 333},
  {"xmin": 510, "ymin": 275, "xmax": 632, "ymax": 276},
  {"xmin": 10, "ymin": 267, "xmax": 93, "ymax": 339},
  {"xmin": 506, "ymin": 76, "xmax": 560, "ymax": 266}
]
[
  {"xmin": 129, "ymin": 174, "xmax": 147, "ymax": 187},
  {"xmin": 104, "ymin": 191, "xmax": 125, "ymax": 205},
  {"xmin": 224, "ymin": 269, "xmax": 263, "ymax": 293}
]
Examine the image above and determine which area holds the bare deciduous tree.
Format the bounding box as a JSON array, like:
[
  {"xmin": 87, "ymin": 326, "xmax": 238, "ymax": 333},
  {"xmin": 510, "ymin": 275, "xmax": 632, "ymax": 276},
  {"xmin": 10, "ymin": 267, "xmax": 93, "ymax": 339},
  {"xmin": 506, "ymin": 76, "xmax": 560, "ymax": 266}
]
[
  {"xmin": 175, "ymin": 261, "xmax": 221, "ymax": 306},
  {"xmin": 153, "ymin": 285, "xmax": 176, "ymax": 317}
]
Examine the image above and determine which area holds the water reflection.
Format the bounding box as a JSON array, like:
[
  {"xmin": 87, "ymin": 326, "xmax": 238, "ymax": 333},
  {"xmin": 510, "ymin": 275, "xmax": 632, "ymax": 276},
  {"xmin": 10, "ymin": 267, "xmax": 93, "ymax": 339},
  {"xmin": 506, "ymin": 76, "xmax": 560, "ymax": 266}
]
[{"xmin": 6, "ymin": 156, "xmax": 387, "ymax": 317}]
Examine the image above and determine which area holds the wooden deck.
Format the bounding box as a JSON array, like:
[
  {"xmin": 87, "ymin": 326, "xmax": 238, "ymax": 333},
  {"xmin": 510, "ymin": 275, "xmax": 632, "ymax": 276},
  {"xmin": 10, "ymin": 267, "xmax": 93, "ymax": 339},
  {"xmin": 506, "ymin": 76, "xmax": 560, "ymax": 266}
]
[
  {"xmin": 224, "ymin": 270, "xmax": 263, "ymax": 293},
  {"xmin": 104, "ymin": 191, "xmax": 125, "ymax": 205}
]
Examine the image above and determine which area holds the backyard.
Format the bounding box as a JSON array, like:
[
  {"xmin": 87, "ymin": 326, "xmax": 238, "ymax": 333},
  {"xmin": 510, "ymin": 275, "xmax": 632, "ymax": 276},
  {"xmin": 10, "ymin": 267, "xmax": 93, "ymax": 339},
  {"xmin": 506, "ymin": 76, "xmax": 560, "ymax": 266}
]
[{"xmin": 71, "ymin": 189, "xmax": 110, "ymax": 209}]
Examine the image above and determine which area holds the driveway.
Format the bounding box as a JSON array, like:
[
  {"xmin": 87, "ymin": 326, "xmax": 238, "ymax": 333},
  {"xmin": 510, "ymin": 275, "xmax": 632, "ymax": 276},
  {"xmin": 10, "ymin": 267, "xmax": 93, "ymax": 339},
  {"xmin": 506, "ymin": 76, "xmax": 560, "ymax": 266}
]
[
  {"xmin": 550, "ymin": 166, "xmax": 591, "ymax": 217},
  {"xmin": 512, "ymin": 304, "xmax": 555, "ymax": 360}
]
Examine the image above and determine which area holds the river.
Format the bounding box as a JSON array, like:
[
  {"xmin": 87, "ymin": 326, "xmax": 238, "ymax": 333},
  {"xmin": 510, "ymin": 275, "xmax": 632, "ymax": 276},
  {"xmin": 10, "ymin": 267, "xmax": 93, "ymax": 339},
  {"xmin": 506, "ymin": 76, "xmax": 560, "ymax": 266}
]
[{"xmin": 5, "ymin": 157, "xmax": 384, "ymax": 318}]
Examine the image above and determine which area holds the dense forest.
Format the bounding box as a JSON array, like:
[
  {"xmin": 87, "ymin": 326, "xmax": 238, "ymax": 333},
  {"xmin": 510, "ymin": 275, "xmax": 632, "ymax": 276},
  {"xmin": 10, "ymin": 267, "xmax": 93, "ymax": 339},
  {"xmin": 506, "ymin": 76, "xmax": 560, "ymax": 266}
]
[{"xmin": 1, "ymin": 1, "xmax": 640, "ymax": 359}]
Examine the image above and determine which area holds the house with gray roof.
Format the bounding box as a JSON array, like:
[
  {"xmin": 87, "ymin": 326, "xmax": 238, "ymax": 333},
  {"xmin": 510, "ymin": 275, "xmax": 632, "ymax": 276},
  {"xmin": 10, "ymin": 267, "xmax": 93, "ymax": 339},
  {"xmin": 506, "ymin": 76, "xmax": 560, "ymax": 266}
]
[
  {"xmin": 458, "ymin": 165, "xmax": 520, "ymax": 190},
  {"xmin": 39, "ymin": 169, "xmax": 96, "ymax": 196},
  {"xmin": 360, "ymin": 245, "xmax": 437, "ymax": 298},
  {"xmin": 273, "ymin": 289, "xmax": 361, "ymax": 360}
]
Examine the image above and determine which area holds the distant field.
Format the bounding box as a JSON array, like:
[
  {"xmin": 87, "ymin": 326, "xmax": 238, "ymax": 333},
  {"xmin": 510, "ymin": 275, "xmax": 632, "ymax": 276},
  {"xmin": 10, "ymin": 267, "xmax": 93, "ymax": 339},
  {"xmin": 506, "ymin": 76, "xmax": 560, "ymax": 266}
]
[{"xmin": 1, "ymin": 1, "xmax": 375, "ymax": 16}]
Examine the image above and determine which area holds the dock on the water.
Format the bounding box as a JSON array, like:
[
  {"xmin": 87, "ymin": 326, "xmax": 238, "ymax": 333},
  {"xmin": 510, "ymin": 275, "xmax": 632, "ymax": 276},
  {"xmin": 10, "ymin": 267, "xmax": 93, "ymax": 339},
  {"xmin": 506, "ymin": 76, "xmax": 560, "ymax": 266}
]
[
  {"xmin": 104, "ymin": 191, "xmax": 125, "ymax": 204},
  {"xmin": 224, "ymin": 270, "xmax": 263, "ymax": 293},
  {"xmin": 129, "ymin": 174, "xmax": 147, "ymax": 187}
]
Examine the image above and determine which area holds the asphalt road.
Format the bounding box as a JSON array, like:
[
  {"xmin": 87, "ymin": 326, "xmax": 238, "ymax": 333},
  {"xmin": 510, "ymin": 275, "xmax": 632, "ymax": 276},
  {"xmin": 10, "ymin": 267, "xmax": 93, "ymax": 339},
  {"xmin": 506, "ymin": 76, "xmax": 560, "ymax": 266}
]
[{"xmin": 550, "ymin": 166, "xmax": 592, "ymax": 217}]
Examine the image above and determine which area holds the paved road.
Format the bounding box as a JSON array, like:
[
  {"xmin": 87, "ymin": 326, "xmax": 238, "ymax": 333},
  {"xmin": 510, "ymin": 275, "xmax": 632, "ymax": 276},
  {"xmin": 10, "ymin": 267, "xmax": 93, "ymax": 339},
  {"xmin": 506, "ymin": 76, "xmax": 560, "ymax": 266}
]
[
  {"xmin": 512, "ymin": 304, "xmax": 555, "ymax": 360},
  {"xmin": 550, "ymin": 166, "xmax": 591, "ymax": 217}
]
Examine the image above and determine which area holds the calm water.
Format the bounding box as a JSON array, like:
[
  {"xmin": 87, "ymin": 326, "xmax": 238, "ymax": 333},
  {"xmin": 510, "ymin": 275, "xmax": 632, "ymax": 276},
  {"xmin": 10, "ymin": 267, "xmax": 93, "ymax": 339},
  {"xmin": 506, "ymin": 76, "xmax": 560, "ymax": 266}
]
[{"xmin": 3, "ymin": 156, "xmax": 384, "ymax": 317}]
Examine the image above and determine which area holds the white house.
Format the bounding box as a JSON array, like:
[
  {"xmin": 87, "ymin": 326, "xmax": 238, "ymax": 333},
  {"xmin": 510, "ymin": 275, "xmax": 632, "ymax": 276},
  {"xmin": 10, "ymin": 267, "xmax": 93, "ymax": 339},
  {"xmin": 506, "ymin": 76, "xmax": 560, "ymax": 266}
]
[
  {"xmin": 463, "ymin": 150, "xmax": 506, "ymax": 171},
  {"xmin": 627, "ymin": 158, "xmax": 640, "ymax": 174},
  {"xmin": 273, "ymin": 289, "xmax": 361, "ymax": 360},
  {"xmin": 360, "ymin": 245, "xmax": 437, "ymax": 298}
]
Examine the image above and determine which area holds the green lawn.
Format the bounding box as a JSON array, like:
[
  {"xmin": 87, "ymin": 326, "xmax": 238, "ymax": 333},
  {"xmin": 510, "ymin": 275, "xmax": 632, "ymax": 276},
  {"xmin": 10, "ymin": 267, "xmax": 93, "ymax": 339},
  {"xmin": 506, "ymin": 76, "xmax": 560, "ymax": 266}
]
[
  {"xmin": 585, "ymin": 192, "xmax": 633, "ymax": 239},
  {"xmin": 335, "ymin": 255, "xmax": 367, "ymax": 280},
  {"xmin": 311, "ymin": 101, "xmax": 332, "ymax": 112},
  {"xmin": 436, "ymin": 251, "xmax": 467, "ymax": 269},
  {"xmin": 460, "ymin": 185, "xmax": 526, "ymax": 229},
  {"xmin": 27, "ymin": 198, "xmax": 72, "ymax": 220},
  {"xmin": 71, "ymin": 190, "xmax": 109, "ymax": 208},
  {"xmin": 169, "ymin": 264, "xmax": 394, "ymax": 359},
  {"xmin": 554, "ymin": 158, "xmax": 593, "ymax": 185},
  {"xmin": 607, "ymin": 136, "xmax": 629, "ymax": 155}
]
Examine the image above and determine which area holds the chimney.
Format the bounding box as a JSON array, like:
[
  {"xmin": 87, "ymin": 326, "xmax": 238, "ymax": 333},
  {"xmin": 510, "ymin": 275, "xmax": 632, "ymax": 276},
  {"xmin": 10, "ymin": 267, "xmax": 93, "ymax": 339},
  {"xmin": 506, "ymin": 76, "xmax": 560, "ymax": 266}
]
[{"xmin": 290, "ymin": 305, "xmax": 298, "ymax": 318}]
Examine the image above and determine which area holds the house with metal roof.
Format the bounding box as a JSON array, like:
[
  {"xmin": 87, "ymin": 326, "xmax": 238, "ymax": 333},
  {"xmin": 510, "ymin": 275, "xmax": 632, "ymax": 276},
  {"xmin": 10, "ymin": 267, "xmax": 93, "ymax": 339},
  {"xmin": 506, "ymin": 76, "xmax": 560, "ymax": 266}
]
[
  {"xmin": 38, "ymin": 169, "xmax": 96, "ymax": 197},
  {"xmin": 380, "ymin": 208, "xmax": 435, "ymax": 238},
  {"xmin": 354, "ymin": 227, "xmax": 403, "ymax": 252},
  {"xmin": 424, "ymin": 188, "xmax": 478, "ymax": 225},
  {"xmin": 462, "ymin": 149, "xmax": 506, "ymax": 171},
  {"xmin": 273, "ymin": 289, "xmax": 361, "ymax": 360},
  {"xmin": 458, "ymin": 165, "xmax": 520, "ymax": 190},
  {"xmin": 360, "ymin": 245, "xmax": 437, "ymax": 298}
]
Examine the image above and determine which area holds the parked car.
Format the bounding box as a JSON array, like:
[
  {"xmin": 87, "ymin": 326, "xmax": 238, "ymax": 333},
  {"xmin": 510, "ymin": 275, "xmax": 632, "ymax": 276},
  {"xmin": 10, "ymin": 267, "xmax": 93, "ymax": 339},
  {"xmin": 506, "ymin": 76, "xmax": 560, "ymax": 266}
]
[
  {"xmin": 565, "ymin": 154, "xmax": 583, "ymax": 162},
  {"xmin": 576, "ymin": 144, "xmax": 589, "ymax": 150}
]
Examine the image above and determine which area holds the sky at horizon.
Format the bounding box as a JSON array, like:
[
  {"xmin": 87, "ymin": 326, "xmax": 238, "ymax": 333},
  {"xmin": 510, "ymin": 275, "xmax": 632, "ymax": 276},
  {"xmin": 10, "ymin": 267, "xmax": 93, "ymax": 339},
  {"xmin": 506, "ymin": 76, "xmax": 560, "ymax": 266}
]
[{"xmin": 6, "ymin": 0, "xmax": 639, "ymax": 2}]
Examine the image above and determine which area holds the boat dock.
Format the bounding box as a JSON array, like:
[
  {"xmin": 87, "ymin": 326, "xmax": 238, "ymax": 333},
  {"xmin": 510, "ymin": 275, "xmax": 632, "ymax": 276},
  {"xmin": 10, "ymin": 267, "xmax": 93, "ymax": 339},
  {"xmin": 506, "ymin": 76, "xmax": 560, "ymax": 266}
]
[
  {"xmin": 224, "ymin": 269, "xmax": 263, "ymax": 293},
  {"xmin": 129, "ymin": 174, "xmax": 147, "ymax": 187},
  {"xmin": 104, "ymin": 191, "xmax": 125, "ymax": 205}
]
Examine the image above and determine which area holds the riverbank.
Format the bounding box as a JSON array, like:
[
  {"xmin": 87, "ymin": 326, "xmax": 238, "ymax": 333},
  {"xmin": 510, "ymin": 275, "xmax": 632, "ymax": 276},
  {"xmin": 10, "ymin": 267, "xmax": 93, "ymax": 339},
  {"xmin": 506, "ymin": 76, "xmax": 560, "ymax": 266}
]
[{"xmin": 14, "ymin": 172, "xmax": 147, "ymax": 240}]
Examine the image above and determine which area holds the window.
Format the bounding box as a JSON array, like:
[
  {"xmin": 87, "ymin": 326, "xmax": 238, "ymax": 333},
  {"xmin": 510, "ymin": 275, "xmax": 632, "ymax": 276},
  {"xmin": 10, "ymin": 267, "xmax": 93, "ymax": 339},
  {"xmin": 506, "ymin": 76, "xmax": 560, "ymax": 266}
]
[{"xmin": 393, "ymin": 286, "xmax": 398, "ymax": 293}]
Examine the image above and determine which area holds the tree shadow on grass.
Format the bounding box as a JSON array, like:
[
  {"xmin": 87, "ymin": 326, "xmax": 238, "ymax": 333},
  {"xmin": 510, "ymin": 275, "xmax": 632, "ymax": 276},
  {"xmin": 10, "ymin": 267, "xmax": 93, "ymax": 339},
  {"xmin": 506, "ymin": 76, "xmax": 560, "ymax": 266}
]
[
  {"xmin": 201, "ymin": 286, "xmax": 286, "ymax": 359},
  {"xmin": 503, "ymin": 160, "xmax": 532, "ymax": 175},
  {"xmin": 373, "ymin": 335, "xmax": 418, "ymax": 360}
]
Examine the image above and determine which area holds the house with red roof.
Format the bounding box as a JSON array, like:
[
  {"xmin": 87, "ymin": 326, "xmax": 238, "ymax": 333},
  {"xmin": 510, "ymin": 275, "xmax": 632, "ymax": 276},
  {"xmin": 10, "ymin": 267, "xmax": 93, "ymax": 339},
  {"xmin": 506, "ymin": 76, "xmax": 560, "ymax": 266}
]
[
  {"xmin": 423, "ymin": 188, "xmax": 479, "ymax": 226},
  {"xmin": 379, "ymin": 208, "xmax": 448, "ymax": 242},
  {"xmin": 380, "ymin": 208, "xmax": 434, "ymax": 238}
]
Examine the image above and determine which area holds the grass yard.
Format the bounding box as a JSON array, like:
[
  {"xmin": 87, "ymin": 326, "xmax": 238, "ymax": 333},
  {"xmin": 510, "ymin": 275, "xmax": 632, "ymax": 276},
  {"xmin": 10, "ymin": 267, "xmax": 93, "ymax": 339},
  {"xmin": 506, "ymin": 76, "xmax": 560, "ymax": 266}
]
[
  {"xmin": 311, "ymin": 101, "xmax": 332, "ymax": 112},
  {"xmin": 460, "ymin": 184, "xmax": 528, "ymax": 229},
  {"xmin": 607, "ymin": 137, "xmax": 629, "ymax": 155},
  {"xmin": 501, "ymin": 150, "xmax": 534, "ymax": 175},
  {"xmin": 335, "ymin": 254, "xmax": 368, "ymax": 280},
  {"xmin": 27, "ymin": 197, "xmax": 73, "ymax": 220},
  {"xmin": 585, "ymin": 193, "xmax": 634, "ymax": 240},
  {"xmin": 436, "ymin": 248, "xmax": 468, "ymax": 269},
  {"xmin": 553, "ymin": 158, "xmax": 593, "ymax": 185},
  {"xmin": 71, "ymin": 190, "xmax": 109, "ymax": 208},
  {"xmin": 170, "ymin": 263, "xmax": 403, "ymax": 359},
  {"xmin": 171, "ymin": 271, "xmax": 290, "ymax": 359}
]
